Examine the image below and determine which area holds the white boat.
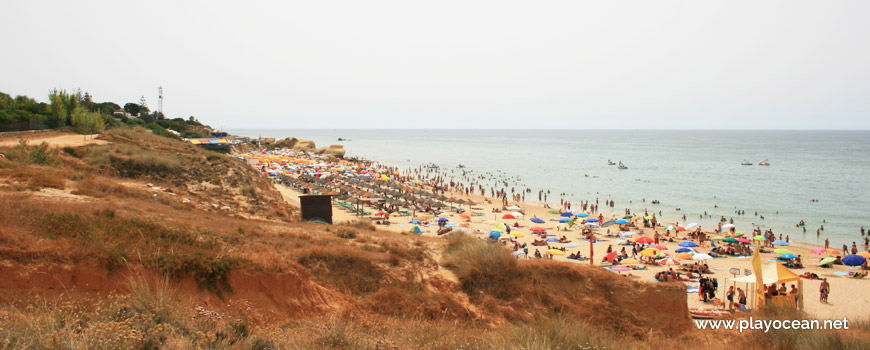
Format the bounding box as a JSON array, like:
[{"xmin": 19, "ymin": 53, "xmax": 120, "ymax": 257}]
[{"xmin": 741, "ymin": 160, "xmax": 753, "ymax": 165}]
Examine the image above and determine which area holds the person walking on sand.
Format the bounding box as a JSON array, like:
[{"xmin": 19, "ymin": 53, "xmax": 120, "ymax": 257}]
[
  {"xmin": 820, "ymin": 278, "xmax": 830, "ymax": 303},
  {"xmin": 726, "ymin": 286, "xmax": 735, "ymax": 311},
  {"xmin": 825, "ymin": 238, "xmax": 829, "ymax": 250}
]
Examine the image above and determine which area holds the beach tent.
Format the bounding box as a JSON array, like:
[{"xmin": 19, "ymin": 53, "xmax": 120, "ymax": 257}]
[{"xmin": 734, "ymin": 263, "xmax": 800, "ymax": 285}]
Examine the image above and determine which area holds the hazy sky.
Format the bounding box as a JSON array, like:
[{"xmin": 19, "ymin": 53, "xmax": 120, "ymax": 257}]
[{"xmin": 2, "ymin": 1, "xmax": 868, "ymax": 129}]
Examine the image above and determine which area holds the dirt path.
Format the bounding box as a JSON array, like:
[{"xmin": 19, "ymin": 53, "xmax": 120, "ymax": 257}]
[{"xmin": 0, "ymin": 132, "xmax": 106, "ymax": 147}]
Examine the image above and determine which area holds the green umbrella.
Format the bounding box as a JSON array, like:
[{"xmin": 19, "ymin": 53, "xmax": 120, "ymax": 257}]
[
  {"xmin": 723, "ymin": 237, "xmax": 739, "ymax": 243},
  {"xmin": 710, "ymin": 236, "xmax": 725, "ymax": 241},
  {"xmin": 548, "ymin": 209, "xmax": 560, "ymax": 214},
  {"xmin": 623, "ymin": 215, "xmax": 633, "ymax": 219},
  {"xmin": 492, "ymin": 223, "xmax": 506, "ymax": 233},
  {"xmin": 664, "ymin": 225, "xmax": 677, "ymax": 230},
  {"xmin": 818, "ymin": 257, "xmax": 836, "ymax": 266},
  {"xmin": 774, "ymin": 249, "xmax": 793, "ymax": 255},
  {"xmin": 734, "ymin": 231, "xmax": 745, "ymax": 236},
  {"xmin": 644, "ymin": 215, "xmax": 654, "ymax": 219},
  {"xmin": 753, "ymin": 235, "xmax": 767, "ymax": 241}
]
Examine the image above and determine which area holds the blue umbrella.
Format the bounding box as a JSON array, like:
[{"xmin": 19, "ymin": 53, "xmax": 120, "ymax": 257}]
[
  {"xmin": 575, "ymin": 213, "xmax": 589, "ymax": 217},
  {"xmin": 559, "ymin": 217, "xmax": 571, "ymax": 223},
  {"xmin": 561, "ymin": 212, "xmax": 573, "ymax": 217},
  {"xmin": 489, "ymin": 231, "xmax": 501, "ymax": 239},
  {"xmin": 615, "ymin": 219, "xmax": 629, "ymax": 224},
  {"xmin": 546, "ymin": 237, "xmax": 559, "ymax": 242},
  {"xmin": 585, "ymin": 218, "xmax": 599, "ymax": 223},
  {"xmin": 772, "ymin": 240, "xmax": 789, "ymax": 246},
  {"xmin": 437, "ymin": 217, "xmax": 448, "ymax": 222},
  {"xmin": 602, "ymin": 220, "xmax": 616, "ymax": 227},
  {"xmin": 843, "ymin": 255, "xmax": 866, "ymax": 267},
  {"xmin": 780, "ymin": 253, "xmax": 796, "ymax": 260},
  {"xmin": 530, "ymin": 217, "xmax": 545, "ymax": 224},
  {"xmin": 410, "ymin": 220, "xmax": 421, "ymax": 224},
  {"xmin": 679, "ymin": 241, "xmax": 698, "ymax": 247},
  {"xmin": 675, "ymin": 247, "xmax": 693, "ymax": 253}
]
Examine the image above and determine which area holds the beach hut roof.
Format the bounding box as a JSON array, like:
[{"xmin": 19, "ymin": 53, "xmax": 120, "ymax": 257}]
[{"xmin": 733, "ymin": 262, "xmax": 800, "ymax": 284}]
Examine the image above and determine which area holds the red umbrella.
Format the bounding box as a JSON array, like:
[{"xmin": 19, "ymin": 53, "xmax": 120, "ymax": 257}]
[
  {"xmin": 653, "ymin": 244, "xmax": 668, "ymax": 250},
  {"xmin": 676, "ymin": 226, "xmax": 686, "ymax": 231},
  {"xmin": 375, "ymin": 211, "xmax": 387, "ymax": 216},
  {"xmin": 604, "ymin": 252, "xmax": 619, "ymax": 262},
  {"xmin": 502, "ymin": 214, "xmax": 515, "ymax": 219},
  {"xmin": 657, "ymin": 257, "xmax": 681, "ymax": 265},
  {"xmin": 636, "ymin": 236, "xmax": 654, "ymax": 244},
  {"xmin": 737, "ymin": 238, "xmax": 750, "ymax": 243},
  {"xmin": 531, "ymin": 226, "xmax": 547, "ymax": 232}
]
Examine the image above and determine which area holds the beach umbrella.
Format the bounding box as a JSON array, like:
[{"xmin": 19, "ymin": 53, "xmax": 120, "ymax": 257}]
[
  {"xmin": 437, "ymin": 217, "xmax": 448, "ymax": 222},
  {"xmin": 510, "ymin": 232, "xmax": 525, "ymax": 238},
  {"xmin": 664, "ymin": 225, "xmax": 677, "ymax": 231},
  {"xmin": 693, "ymin": 253, "xmax": 713, "ymax": 260},
  {"xmin": 561, "ymin": 212, "xmax": 573, "ymax": 217},
  {"xmin": 772, "ymin": 240, "xmax": 789, "ymax": 246},
  {"xmin": 779, "ymin": 253, "xmax": 796, "ymax": 259},
  {"xmin": 604, "ymin": 252, "xmax": 619, "ymax": 262},
  {"xmin": 410, "ymin": 220, "xmax": 421, "ymax": 224},
  {"xmin": 811, "ymin": 248, "xmax": 827, "ymax": 254},
  {"xmin": 644, "ymin": 215, "xmax": 653, "ymax": 219},
  {"xmin": 489, "ymin": 231, "xmax": 501, "ymax": 239},
  {"xmin": 723, "ymin": 237, "xmax": 739, "ymax": 244},
  {"xmin": 530, "ymin": 217, "xmax": 545, "ymax": 224},
  {"xmin": 636, "ymin": 236, "xmax": 654, "ymax": 244},
  {"xmin": 653, "ymin": 244, "xmax": 668, "ymax": 250},
  {"xmin": 676, "ymin": 226, "xmax": 687, "ymax": 232},
  {"xmin": 575, "ymin": 212, "xmax": 589, "ymax": 217},
  {"xmin": 438, "ymin": 213, "xmax": 450, "ymax": 217},
  {"xmin": 843, "ymin": 255, "xmax": 866, "ymax": 266},
  {"xmin": 623, "ymin": 215, "xmax": 633, "ymax": 219},
  {"xmin": 857, "ymin": 252, "xmax": 870, "ymax": 259},
  {"xmin": 619, "ymin": 231, "xmax": 638, "ymax": 238},
  {"xmin": 675, "ymin": 252, "xmax": 694, "ymax": 259},
  {"xmin": 734, "ymin": 232, "xmax": 745, "ymax": 236},
  {"xmin": 818, "ymin": 257, "xmax": 836, "ymax": 266},
  {"xmin": 675, "ymin": 247, "xmax": 693, "ymax": 253},
  {"xmin": 826, "ymin": 249, "xmax": 841, "ymax": 255},
  {"xmin": 620, "ymin": 258, "xmax": 641, "ymax": 265},
  {"xmin": 483, "ymin": 220, "xmax": 496, "ymax": 225},
  {"xmin": 685, "ymin": 223, "xmax": 699, "ymax": 230},
  {"xmin": 548, "ymin": 209, "xmax": 560, "ymax": 214},
  {"xmin": 565, "ymin": 242, "xmax": 580, "ymax": 248},
  {"xmin": 493, "ymin": 223, "xmax": 506, "ymax": 232},
  {"xmin": 548, "ymin": 249, "xmax": 566, "ymax": 256},
  {"xmin": 774, "ymin": 249, "xmax": 793, "ymax": 255},
  {"xmin": 585, "ymin": 218, "xmax": 599, "ymax": 223},
  {"xmin": 753, "ymin": 235, "xmax": 768, "ymax": 241},
  {"xmin": 511, "ymin": 212, "xmax": 524, "ymax": 217},
  {"xmin": 679, "ymin": 241, "xmax": 698, "ymax": 247},
  {"xmin": 709, "ymin": 236, "xmax": 724, "ymax": 241},
  {"xmin": 559, "ymin": 217, "xmax": 572, "ymax": 223},
  {"xmin": 375, "ymin": 211, "xmax": 387, "ymax": 216},
  {"xmin": 507, "ymin": 205, "xmax": 521, "ymax": 210},
  {"xmin": 657, "ymin": 257, "xmax": 680, "ymax": 265},
  {"xmin": 602, "ymin": 220, "xmax": 616, "ymax": 227},
  {"xmin": 721, "ymin": 224, "xmax": 735, "ymax": 229},
  {"xmin": 641, "ymin": 248, "xmax": 661, "ymax": 257},
  {"xmin": 459, "ymin": 214, "xmax": 470, "ymax": 219},
  {"xmin": 546, "ymin": 238, "xmax": 559, "ymax": 242},
  {"xmin": 502, "ymin": 214, "xmax": 515, "ymax": 219},
  {"xmin": 615, "ymin": 219, "xmax": 629, "ymax": 225},
  {"xmin": 737, "ymin": 238, "xmax": 751, "ymax": 243},
  {"xmin": 511, "ymin": 250, "xmax": 526, "ymax": 256},
  {"xmin": 530, "ymin": 226, "xmax": 547, "ymax": 232}
]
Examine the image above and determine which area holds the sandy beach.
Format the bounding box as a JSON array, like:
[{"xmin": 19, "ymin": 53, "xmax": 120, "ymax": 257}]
[{"xmin": 273, "ymin": 164, "xmax": 870, "ymax": 322}]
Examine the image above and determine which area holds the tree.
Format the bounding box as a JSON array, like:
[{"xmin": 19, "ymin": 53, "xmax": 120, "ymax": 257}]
[
  {"xmin": 123, "ymin": 102, "xmax": 141, "ymax": 116},
  {"xmin": 70, "ymin": 106, "xmax": 106, "ymax": 134}
]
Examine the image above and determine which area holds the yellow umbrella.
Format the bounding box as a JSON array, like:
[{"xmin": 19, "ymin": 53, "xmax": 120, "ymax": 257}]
[
  {"xmin": 547, "ymin": 249, "xmax": 566, "ymax": 256},
  {"xmin": 857, "ymin": 252, "xmax": 870, "ymax": 259},
  {"xmin": 511, "ymin": 232, "xmax": 526, "ymax": 238},
  {"xmin": 620, "ymin": 258, "xmax": 641, "ymax": 265},
  {"xmin": 640, "ymin": 248, "xmax": 661, "ymax": 257}
]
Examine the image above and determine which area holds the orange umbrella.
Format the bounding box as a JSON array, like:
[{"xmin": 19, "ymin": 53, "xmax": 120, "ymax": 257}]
[{"xmin": 675, "ymin": 252, "xmax": 693, "ymax": 259}]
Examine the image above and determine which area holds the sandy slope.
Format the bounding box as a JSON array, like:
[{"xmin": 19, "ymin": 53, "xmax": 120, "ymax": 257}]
[{"xmin": 0, "ymin": 131, "xmax": 105, "ymax": 147}]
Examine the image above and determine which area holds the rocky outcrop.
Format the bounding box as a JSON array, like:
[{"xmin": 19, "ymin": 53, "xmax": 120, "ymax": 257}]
[
  {"xmin": 274, "ymin": 138, "xmax": 317, "ymax": 152},
  {"xmin": 318, "ymin": 144, "xmax": 346, "ymax": 158}
]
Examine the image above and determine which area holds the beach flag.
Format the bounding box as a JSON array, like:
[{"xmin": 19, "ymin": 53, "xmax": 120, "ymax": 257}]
[{"xmin": 752, "ymin": 243, "xmax": 764, "ymax": 308}]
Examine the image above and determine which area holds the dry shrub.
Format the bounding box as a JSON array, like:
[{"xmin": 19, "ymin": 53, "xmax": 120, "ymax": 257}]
[
  {"xmin": 297, "ymin": 245, "xmax": 386, "ymax": 295},
  {"xmin": 27, "ymin": 172, "xmax": 65, "ymax": 189},
  {"xmin": 444, "ymin": 232, "xmax": 521, "ymax": 299}
]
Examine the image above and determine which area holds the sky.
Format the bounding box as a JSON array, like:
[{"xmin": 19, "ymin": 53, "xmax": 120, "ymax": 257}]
[{"xmin": 1, "ymin": 0, "xmax": 868, "ymax": 129}]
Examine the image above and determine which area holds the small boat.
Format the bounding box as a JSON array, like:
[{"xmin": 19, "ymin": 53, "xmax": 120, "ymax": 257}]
[
  {"xmin": 608, "ymin": 159, "xmax": 617, "ymax": 166},
  {"xmin": 426, "ymin": 163, "xmax": 439, "ymax": 169},
  {"xmin": 689, "ymin": 308, "xmax": 732, "ymax": 319},
  {"xmin": 617, "ymin": 161, "xmax": 628, "ymax": 169},
  {"xmin": 457, "ymin": 164, "xmax": 465, "ymax": 168},
  {"xmin": 758, "ymin": 159, "xmax": 770, "ymax": 166},
  {"xmin": 741, "ymin": 160, "xmax": 753, "ymax": 165}
]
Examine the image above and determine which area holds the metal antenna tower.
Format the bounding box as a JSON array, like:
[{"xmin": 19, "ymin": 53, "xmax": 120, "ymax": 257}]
[{"xmin": 158, "ymin": 86, "xmax": 163, "ymax": 118}]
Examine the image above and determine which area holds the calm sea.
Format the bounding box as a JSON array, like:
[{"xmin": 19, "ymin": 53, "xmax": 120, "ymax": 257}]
[{"xmin": 229, "ymin": 129, "xmax": 870, "ymax": 247}]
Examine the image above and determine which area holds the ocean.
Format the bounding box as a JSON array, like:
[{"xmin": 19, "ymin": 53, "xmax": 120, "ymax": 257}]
[{"xmin": 229, "ymin": 129, "xmax": 870, "ymax": 247}]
